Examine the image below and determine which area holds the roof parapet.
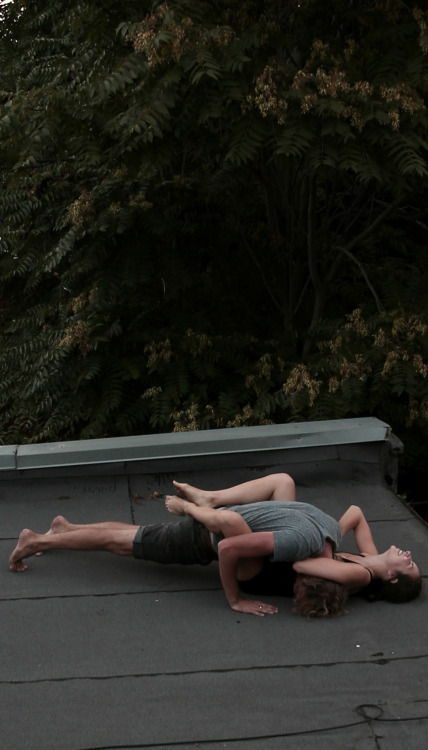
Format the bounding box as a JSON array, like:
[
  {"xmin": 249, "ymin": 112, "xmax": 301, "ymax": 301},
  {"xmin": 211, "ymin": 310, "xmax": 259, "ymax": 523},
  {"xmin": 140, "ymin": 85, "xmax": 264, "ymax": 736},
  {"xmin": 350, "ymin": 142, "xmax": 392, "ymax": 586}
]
[{"xmin": 0, "ymin": 417, "xmax": 393, "ymax": 474}]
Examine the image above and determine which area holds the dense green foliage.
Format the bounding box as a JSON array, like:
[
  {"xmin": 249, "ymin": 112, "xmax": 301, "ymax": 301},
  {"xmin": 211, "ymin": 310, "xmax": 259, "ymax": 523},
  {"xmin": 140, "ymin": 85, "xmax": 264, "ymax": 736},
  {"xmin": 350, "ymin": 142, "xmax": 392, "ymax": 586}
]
[{"xmin": 0, "ymin": 0, "xmax": 428, "ymax": 491}]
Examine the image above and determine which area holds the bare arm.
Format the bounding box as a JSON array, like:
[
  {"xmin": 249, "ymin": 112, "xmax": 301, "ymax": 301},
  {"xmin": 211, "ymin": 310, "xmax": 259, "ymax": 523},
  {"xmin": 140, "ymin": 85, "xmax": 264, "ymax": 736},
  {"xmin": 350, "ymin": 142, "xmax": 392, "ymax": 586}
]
[
  {"xmin": 292, "ymin": 506, "xmax": 376, "ymax": 593},
  {"xmin": 218, "ymin": 532, "xmax": 279, "ymax": 617},
  {"xmin": 166, "ymin": 497, "xmax": 277, "ymax": 616},
  {"xmin": 339, "ymin": 505, "xmax": 378, "ymax": 555},
  {"xmin": 293, "ymin": 556, "xmax": 371, "ymax": 591}
]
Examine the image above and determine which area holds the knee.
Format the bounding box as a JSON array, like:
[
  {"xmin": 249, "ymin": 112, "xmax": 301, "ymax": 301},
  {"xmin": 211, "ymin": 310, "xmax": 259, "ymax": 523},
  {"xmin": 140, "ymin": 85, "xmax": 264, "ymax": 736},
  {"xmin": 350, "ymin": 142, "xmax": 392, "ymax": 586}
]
[
  {"xmin": 214, "ymin": 510, "xmax": 235, "ymax": 534},
  {"xmin": 273, "ymin": 472, "xmax": 295, "ymax": 500},
  {"xmin": 282, "ymin": 472, "xmax": 295, "ymax": 487},
  {"xmin": 107, "ymin": 538, "xmax": 133, "ymax": 556},
  {"xmin": 219, "ymin": 510, "xmax": 245, "ymax": 536}
]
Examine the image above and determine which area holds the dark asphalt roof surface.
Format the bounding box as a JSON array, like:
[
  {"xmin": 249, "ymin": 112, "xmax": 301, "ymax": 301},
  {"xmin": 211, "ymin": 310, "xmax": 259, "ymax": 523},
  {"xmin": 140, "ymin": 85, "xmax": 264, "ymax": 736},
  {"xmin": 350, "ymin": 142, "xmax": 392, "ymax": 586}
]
[{"xmin": 1, "ymin": 420, "xmax": 427, "ymax": 750}]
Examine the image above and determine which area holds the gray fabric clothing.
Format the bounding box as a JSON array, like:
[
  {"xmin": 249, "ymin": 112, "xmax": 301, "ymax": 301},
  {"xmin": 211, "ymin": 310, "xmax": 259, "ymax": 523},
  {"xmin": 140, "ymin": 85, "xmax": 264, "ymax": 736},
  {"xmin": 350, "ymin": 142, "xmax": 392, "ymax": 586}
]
[
  {"xmin": 132, "ymin": 516, "xmax": 216, "ymax": 565},
  {"xmin": 213, "ymin": 501, "xmax": 342, "ymax": 562}
]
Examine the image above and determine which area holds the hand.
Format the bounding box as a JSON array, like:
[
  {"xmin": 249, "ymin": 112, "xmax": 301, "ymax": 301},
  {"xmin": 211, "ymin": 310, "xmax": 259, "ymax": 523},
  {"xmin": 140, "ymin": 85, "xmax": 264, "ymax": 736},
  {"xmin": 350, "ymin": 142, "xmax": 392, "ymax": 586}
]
[
  {"xmin": 9, "ymin": 559, "xmax": 28, "ymax": 572},
  {"xmin": 230, "ymin": 598, "xmax": 278, "ymax": 617}
]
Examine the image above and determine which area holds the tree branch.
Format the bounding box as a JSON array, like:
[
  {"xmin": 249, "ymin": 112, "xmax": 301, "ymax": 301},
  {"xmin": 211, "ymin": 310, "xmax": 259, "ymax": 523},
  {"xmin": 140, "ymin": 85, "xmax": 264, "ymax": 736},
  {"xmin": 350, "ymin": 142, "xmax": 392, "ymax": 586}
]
[
  {"xmin": 338, "ymin": 195, "xmax": 402, "ymax": 254},
  {"xmin": 335, "ymin": 245, "xmax": 384, "ymax": 313},
  {"xmin": 332, "ymin": 196, "xmax": 403, "ymax": 313}
]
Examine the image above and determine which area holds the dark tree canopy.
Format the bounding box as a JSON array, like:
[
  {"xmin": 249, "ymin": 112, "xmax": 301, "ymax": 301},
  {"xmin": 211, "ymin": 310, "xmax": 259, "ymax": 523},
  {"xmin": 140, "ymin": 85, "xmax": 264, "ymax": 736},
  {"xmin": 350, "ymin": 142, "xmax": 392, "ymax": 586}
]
[{"xmin": 0, "ymin": 0, "xmax": 428, "ymax": 490}]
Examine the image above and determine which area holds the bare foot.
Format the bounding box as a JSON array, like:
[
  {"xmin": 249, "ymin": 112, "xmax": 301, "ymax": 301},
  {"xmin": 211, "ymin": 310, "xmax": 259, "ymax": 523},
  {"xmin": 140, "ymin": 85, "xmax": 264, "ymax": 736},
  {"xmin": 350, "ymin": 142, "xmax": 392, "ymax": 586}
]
[
  {"xmin": 9, "ymin": 529, "xmax": 41, "ymax": 572},
  {"xmin": 49, "ymin": 515, "xmax": 72, "ymax": 534},
  {"xmin": 35, "ymin": 515, "xmax": 72, "ymax": 555},
  {"xmin": 165, "ymin": 495, "xmax": 190, "ymax": 516},
  {"xmin": 172, "ymin": 480, "xmax": 215, "ymax": 508}
]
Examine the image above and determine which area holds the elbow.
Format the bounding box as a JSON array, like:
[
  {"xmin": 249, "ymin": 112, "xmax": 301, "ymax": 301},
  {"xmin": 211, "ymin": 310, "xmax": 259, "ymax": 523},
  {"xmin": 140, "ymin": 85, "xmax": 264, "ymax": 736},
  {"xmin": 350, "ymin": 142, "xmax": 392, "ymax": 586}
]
[
  {"xmin": 218, "ymin": 538, "xmax": 229, "ymax": 554},
  {"xmin": 346, "ymin": 504, "xmax": 362, "ymax": 521},
  {"xmin": 218, "ymin": 538, "xmax": 236, "ymax": 560}
]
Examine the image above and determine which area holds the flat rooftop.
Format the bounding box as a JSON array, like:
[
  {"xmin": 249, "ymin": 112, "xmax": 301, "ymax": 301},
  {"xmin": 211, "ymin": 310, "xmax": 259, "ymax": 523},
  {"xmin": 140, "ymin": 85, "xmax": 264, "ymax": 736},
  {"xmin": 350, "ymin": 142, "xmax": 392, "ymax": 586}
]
[{"xmin": 1, "ymin": 418, "xmax": 427, "ymax": 749}]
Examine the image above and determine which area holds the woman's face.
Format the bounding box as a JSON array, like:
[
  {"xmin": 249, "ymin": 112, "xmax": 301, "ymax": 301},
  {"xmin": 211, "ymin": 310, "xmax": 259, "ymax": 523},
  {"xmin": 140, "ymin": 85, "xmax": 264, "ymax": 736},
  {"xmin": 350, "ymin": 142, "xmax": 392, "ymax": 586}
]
[{"xmin": 385, "ymin": 545, "xmax": 420, "ymax": 579}]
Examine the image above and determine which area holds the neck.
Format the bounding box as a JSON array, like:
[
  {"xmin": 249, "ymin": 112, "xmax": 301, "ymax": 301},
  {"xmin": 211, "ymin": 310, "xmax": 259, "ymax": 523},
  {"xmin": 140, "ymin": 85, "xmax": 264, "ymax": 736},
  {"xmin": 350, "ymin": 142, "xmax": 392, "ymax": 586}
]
[{"xmin": 357, "ymin": 552, "xmax": 388, "ymax": 580}]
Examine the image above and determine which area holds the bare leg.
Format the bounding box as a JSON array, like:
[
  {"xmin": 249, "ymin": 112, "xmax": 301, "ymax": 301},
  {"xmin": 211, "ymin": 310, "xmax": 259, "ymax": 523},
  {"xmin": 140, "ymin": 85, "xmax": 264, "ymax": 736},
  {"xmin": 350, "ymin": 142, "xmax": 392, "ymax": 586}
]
[
  {"xmin": 172, "ymin": 472, "xmax": 296, "ymax": 508},
  {"xmin": 46, "ymin": 515, "xmax": 138, "ymax": 534},
  {"xmin": 35, "ymin": 515, "xmax": 138, "ymax": 556},
  {"xmin": 9, "ymin": 526, "xmax": 136, "ymax": 572},
  {"xmin": 165, "ymin": 496, "xmax": 252, "ymax": 536}
]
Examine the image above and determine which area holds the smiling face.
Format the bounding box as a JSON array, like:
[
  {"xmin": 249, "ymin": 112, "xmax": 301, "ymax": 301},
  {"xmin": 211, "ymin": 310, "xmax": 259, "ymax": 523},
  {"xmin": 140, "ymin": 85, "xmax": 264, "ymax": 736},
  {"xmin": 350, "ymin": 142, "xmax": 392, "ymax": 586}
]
[{"xmin": 385, "ymin": 545, "xmax": 420, "ymax": 580}]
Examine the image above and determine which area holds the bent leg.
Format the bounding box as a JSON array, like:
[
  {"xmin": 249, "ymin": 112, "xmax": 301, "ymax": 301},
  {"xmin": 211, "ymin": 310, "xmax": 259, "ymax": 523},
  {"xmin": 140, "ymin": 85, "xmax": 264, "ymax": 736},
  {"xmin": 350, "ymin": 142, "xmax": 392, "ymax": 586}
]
[
  {"xmin": 172, "ymin": 472, "xmax": 296, "ymax": 508},
  {"xmin": 165, "ymin": 496, "xmax": 251, "ymax": 536}
]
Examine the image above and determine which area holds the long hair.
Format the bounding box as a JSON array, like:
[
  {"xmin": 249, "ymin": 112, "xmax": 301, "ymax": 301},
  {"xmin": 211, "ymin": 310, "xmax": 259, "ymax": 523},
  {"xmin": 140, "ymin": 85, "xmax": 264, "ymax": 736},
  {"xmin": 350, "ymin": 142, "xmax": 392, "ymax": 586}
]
[
  {"xmin": 293, "ymin": 573, "xmax": 348, "ymax": 618},
  {"xmin": 360, "ymin": 572, "xmax": 422, "ymax": 603}
]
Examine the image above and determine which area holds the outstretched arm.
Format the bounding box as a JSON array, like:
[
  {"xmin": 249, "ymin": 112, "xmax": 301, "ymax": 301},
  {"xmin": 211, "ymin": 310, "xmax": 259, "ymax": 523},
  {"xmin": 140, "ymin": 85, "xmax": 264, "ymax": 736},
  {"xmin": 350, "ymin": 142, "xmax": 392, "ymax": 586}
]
[
  {"xmin": 292, "ymin": 555, "xmax": 371, "ymax": 591},
  {"xmin": 339, "ymin": 505, "xmax": 378, "ymax": 555}
]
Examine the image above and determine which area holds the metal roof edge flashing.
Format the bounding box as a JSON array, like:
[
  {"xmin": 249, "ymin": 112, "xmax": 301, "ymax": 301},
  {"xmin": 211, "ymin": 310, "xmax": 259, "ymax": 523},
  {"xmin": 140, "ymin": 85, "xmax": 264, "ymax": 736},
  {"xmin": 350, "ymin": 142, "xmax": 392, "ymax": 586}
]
[
  {"xmin": 0, "ymin": 417, "xmax": 393, "ymax": 474},
  {"xmin": 0, "ymin": 444, "xmax": 19, "ymax": 471}
]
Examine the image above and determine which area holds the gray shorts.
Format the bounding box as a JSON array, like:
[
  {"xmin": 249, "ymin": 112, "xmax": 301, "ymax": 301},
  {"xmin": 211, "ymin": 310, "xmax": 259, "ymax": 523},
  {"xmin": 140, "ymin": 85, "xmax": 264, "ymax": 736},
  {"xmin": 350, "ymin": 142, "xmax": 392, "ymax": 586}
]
[{"xmin": 132, "ymin": 516, "xmax": 216, "ymax": 566}]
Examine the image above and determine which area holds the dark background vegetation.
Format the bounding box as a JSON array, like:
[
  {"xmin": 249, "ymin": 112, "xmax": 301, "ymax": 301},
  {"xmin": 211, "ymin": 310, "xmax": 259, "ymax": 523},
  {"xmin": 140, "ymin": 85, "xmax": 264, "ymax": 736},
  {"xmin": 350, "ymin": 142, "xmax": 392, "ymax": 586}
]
[{"xmin": 1, "ymin": 0, "xmax": 428, "ymax": 515}]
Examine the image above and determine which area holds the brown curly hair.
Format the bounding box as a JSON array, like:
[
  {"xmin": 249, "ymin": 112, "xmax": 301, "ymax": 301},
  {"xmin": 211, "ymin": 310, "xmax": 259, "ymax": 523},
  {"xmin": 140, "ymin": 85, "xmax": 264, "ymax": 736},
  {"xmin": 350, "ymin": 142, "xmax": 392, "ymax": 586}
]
[{"xmin": 293, "ymin": 573, "xmax": 348, "ymax": 618}]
